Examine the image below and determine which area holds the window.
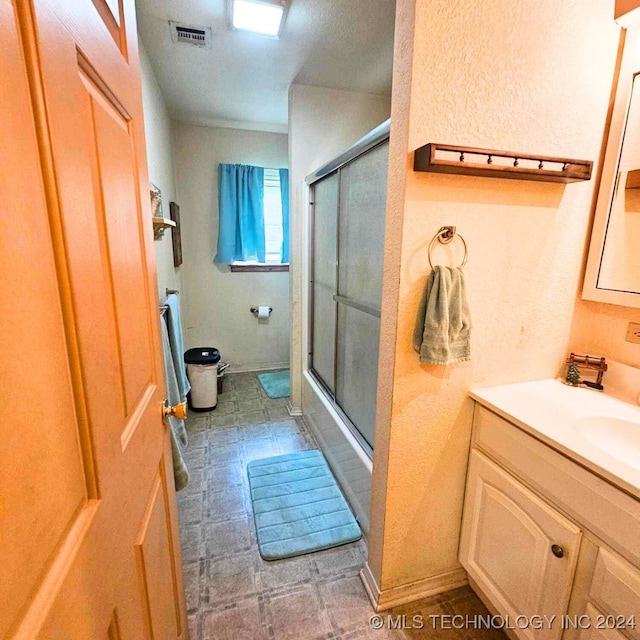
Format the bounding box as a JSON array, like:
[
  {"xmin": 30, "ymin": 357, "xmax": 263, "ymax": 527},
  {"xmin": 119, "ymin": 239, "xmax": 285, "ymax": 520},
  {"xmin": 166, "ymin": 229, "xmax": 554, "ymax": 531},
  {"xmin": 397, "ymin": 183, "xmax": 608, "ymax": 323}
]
[
  {"xmin": 263, "ymin": 169, "xmax": 284, "ymax": 263},
  {"xmin": 230, "ymin": 168, "xmax": 289, "ymax": 272}
]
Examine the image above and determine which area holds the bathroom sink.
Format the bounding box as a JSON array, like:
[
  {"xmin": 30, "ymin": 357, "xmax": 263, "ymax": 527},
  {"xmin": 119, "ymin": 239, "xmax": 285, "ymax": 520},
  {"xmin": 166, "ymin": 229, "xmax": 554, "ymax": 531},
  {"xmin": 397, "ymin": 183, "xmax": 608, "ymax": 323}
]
[{"xmin": 575, "ymin": 416, "xmax": 640, "ymax": 470}]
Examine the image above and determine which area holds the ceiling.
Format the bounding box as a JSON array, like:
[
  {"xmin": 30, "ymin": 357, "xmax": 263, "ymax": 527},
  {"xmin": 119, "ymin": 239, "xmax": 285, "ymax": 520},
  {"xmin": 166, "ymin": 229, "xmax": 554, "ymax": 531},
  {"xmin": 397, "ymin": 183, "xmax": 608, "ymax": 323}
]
[{"xmin": 135, "ymin": 0, "xmax": 396, "ymax": 132}]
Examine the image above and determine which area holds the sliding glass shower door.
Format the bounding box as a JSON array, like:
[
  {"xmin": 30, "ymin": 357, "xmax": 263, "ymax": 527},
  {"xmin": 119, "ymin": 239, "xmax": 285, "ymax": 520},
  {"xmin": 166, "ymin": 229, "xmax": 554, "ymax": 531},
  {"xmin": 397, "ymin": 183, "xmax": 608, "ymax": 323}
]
[
  {"xmin": 309, "ymin": 139, "xmax": 389, "ymax": 452},
  {"xmin": 311, "ymin": 175, "xmax": 338, "ymax": 391}
]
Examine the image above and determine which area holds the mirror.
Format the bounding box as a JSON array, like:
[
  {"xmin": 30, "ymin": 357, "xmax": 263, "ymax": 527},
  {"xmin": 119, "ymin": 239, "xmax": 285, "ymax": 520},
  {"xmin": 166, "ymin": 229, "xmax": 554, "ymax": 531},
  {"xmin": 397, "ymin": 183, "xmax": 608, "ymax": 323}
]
[
  {"xmin": 598, "ymin": 73, "xmax": 640, "ymax": 292},
  {"xmin": 584, "ymin": 27, "xmax": 640, "ymax": 307}
]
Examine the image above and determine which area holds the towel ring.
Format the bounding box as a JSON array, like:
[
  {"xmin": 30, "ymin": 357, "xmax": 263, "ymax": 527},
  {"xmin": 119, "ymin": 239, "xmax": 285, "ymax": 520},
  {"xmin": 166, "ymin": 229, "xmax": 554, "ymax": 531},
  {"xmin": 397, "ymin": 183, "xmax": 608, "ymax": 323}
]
[{"xmin": 427, "ymin": 226, "xmax": 468, "ymax": 269}]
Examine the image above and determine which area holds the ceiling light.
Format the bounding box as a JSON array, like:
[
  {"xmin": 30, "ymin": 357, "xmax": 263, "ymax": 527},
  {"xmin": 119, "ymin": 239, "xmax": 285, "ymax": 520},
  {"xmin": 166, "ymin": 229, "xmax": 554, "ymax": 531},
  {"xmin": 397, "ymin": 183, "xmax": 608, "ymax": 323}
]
[{"xmin": 231, "ymin": 0, "xmax": 286, "ymax": 38}]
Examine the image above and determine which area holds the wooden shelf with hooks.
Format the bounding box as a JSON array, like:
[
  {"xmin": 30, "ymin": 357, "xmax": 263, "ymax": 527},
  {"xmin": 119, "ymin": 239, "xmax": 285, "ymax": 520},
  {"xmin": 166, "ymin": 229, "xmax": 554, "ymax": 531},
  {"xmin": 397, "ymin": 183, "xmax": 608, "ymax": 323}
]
[{"xmin": 413, "ymin": 143, "xmax": 592, "ymax": 183}]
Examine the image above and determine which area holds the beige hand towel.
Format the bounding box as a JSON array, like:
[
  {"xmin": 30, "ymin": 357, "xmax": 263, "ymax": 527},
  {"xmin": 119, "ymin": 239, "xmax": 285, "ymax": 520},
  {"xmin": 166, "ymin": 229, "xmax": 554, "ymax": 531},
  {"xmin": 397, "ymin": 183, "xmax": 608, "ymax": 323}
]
[{"xmin": 413, "ymin": 266, "xmax": 471, "ymax": 365}]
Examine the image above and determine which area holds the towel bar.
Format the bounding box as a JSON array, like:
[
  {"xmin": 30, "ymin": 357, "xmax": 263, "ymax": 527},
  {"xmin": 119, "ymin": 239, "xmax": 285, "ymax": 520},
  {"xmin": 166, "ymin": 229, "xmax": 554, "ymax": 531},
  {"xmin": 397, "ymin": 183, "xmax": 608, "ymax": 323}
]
[{"xmin": 428, "ymin": 226, "xmax": 468, "ymax": 269}]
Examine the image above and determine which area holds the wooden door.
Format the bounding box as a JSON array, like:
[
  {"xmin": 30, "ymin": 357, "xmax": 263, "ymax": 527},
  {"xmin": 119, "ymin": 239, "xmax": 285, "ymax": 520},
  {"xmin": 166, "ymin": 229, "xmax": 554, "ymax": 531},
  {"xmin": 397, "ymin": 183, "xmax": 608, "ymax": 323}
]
[
  {"xmin": 459, "ymin": 451, "xmax": 582, "ymax": 640},
  {"xmin": 2, "ymin": 0, "xmax": 187, "ymax": 637}
]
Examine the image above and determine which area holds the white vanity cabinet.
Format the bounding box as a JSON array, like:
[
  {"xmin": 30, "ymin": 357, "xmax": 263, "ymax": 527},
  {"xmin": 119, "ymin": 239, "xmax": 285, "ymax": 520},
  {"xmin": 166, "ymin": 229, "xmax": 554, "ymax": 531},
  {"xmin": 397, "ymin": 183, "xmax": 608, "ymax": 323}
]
[
  {"xmin": 460, "ymin": 450, "xmax": 581, "ymax": 640},
  {"xmin": 460, "ymin": 403, "xmax": 640, "ymax": 640}
]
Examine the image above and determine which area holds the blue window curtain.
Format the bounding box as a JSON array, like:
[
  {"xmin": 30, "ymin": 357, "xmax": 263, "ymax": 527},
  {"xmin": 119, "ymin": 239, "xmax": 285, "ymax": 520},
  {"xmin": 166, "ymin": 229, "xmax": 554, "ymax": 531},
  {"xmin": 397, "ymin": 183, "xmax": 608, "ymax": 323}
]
[
  {"xmin": 214, "ymin": 164, "xmax": 265, "ymax": 263},
  {"xmin": 279, "ymin": 168, "xmax": 290, "ymax": 263}
]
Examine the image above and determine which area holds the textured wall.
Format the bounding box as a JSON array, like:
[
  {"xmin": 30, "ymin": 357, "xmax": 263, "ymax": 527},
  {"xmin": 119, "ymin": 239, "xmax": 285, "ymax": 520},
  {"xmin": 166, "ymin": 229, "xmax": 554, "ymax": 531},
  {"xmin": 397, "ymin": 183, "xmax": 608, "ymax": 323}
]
[
  {"xmin": 288, "ymin": 84, "xmax": 391, "ymax": 410},
  {"xmin": 173, "ymin": 124, "xmax": 290, "ymax": 370},
  {"xmin": 369, "ymin": 0, "xmax": 620, "ymax": 596},
  {"xmin": 139, "ymin": 42, "xmax": 182, "ymax": 301},
  {"xmin": 570, "ymin": 298, "xmax": 640, "ymax": 367}
]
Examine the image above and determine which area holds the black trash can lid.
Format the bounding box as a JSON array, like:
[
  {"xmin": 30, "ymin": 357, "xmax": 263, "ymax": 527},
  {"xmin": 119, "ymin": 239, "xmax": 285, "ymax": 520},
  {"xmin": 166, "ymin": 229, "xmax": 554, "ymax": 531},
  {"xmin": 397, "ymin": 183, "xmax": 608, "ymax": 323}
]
[{"xmin": 184, "ymin": 347, "xmax": 221, "ymax": 365}]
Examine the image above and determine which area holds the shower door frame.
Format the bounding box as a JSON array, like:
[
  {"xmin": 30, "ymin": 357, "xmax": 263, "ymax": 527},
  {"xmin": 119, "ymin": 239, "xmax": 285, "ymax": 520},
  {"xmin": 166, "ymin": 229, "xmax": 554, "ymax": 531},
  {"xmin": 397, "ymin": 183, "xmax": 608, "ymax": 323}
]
[{"xmin": 306, "ymin": 120, "xmax": 390, "ymax": 459}]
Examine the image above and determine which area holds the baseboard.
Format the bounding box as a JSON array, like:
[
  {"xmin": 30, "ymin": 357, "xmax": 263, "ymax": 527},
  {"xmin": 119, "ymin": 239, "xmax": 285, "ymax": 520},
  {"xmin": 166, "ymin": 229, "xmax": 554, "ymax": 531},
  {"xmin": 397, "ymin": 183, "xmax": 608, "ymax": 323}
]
[
  {"xmin": 360, "ymin": 563, "xmax": 382, "ymax": 611},
  {"xmin": 287, "ymin": 402, "xmax": 303, "ymax": 416},
  {"xmin": 360, "ymin": 563, "xmax": 468, "ymax": 612},
  {"xmin": 228, "ymin": 363, "xmax": 289, "ymax": 373}
]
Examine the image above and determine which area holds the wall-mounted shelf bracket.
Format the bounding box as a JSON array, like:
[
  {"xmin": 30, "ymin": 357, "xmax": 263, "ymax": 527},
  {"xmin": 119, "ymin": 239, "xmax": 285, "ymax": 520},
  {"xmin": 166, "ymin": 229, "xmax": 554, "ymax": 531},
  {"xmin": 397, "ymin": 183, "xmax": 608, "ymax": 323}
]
[{"xmin": 152, "ymin": 216, "xmax": 176, "ymax": 240}]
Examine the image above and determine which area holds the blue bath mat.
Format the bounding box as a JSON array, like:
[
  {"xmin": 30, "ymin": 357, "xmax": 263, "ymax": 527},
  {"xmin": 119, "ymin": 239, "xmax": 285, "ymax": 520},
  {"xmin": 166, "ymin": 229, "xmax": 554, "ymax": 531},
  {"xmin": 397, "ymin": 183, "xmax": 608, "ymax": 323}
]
[
  {"xmin": 247, "ymin": 449, "xmax": 362, "ymax": 560},
  {"xmin": 257, "ymin": 370, "xmax": 290, "ymax": 399}
]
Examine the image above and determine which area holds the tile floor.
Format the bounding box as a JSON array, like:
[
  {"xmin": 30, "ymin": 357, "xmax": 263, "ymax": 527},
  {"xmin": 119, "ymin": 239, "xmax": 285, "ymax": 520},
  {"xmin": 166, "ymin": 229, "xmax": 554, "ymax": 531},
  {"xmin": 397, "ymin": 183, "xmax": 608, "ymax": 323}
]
[{"xmin": 178, "ymin": 371, "xmax": 505, "ymax": 640}]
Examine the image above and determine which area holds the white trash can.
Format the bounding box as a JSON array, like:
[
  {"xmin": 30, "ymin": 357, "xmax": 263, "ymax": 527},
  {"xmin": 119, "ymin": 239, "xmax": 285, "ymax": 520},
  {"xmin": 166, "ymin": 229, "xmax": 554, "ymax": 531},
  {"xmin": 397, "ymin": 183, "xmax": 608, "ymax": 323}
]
[{"xmin": 185, "ymin": 347, "xmax": 220, "ymax": 411}]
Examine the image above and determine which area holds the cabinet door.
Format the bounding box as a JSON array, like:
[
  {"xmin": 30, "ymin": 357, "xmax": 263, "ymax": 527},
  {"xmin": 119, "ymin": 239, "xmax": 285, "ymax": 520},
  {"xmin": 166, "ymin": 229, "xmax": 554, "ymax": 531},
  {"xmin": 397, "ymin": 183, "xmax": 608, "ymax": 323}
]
[
  {"xmin": 460, "ymin": 451, "xmax": 582, "ymax": 640},
  {"xmin": 578, "ymin": 603, "xmax": 628, "ymax": 640},
  {"xmin": 589, "ymin": 547, "xmax": 640, "ymax": 640}
]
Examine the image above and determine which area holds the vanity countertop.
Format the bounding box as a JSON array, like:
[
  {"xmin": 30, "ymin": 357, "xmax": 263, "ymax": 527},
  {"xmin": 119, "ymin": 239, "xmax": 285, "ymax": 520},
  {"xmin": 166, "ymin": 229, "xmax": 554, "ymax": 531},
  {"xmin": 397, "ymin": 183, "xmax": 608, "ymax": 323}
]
[{"xmin": 470, "ymin": 379, "xmax": 640, "ymax": 500}]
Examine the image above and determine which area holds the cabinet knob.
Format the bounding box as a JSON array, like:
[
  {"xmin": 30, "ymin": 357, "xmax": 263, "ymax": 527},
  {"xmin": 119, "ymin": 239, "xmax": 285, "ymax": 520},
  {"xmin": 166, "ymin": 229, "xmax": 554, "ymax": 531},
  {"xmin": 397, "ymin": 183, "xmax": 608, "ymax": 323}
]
[{"xmin": 551, "ymin": 544, "xmax": 564, "ymax": 558}]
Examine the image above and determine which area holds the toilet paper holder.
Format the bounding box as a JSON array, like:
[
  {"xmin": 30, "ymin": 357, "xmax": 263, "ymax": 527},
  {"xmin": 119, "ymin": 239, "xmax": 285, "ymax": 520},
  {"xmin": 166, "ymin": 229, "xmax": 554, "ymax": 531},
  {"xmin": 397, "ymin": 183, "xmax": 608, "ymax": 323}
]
[{"xmin": 250, "ymin": 306, "xmax": 273, "ymax": 315}]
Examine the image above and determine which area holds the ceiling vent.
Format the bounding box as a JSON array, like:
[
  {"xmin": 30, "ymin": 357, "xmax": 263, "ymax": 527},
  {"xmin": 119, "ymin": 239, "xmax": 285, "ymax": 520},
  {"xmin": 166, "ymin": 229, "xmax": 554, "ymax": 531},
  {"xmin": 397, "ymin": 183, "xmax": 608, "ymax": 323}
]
[{"xmin": 169, "ymin": 22, "xmax": 212, "ymax": 49}]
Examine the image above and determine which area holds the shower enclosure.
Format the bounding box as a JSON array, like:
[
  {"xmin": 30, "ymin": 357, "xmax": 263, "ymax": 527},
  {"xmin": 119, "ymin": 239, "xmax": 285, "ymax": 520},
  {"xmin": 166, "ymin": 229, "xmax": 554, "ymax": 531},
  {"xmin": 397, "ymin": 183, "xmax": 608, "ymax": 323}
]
[{"xmin": 302, "ymin": 120, "xmax": 389, "ymax": 531}]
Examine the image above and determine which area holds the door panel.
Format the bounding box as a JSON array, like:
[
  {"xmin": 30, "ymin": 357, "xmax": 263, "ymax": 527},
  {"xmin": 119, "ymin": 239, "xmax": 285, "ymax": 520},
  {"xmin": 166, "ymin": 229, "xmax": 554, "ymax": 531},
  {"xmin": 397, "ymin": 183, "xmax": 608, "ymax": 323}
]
[
  {"xmin": 136, "ymin": 464, "xmax": 182, "ymax": 639},
  {"xmin": 474, "ymin": 483, "xmax": 548, "ymax": 610},
  {"xmin": 102, "ymin": 0, "xmax": 121, "ymax": 24},
  {"xmin": 107, "ymin": 611, "xmax": 123, "ymax": 640},
  {"xmin": 89, "ymin": 0, "xmax": 126, "ymax": 58},
  {"xmin": 460, "ymin": 451, "xmax": 582, "ymax": 640},
  {"xmin": 81, "ymin": 68, "xmax": 154, "ymax": 419},
  {"xmin": 5, "ymin": 0, "xmax": 187, "ymax": 636}
]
